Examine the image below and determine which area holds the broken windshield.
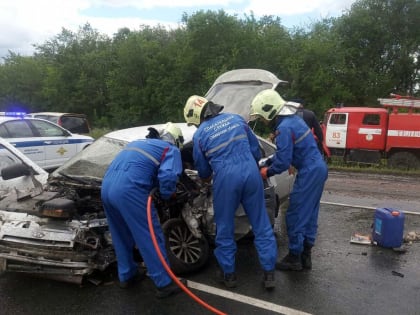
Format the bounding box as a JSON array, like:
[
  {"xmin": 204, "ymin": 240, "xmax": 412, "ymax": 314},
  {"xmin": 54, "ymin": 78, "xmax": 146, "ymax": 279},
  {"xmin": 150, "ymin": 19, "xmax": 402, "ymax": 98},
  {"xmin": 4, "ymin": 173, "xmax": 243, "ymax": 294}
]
[{"xmin": 50, "ymin": 136, "xmax": 127, "ymax": 181}]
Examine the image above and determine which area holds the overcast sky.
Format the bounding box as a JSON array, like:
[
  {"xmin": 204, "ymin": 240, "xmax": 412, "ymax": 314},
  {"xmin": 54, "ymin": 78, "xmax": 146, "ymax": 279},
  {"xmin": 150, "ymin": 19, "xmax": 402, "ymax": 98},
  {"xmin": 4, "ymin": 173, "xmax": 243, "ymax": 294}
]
[{"xmin": 1, "ymin": 0, "xmax": 357, "ymax": 59}]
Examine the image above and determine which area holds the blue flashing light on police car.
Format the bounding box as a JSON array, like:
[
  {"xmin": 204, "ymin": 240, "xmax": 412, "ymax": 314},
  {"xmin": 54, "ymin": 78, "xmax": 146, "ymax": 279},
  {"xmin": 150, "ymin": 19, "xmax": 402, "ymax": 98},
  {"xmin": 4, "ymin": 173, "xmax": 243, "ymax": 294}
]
[{"xmin": 0, "ymin": 111, "xmax": 27, "ymax": 117}]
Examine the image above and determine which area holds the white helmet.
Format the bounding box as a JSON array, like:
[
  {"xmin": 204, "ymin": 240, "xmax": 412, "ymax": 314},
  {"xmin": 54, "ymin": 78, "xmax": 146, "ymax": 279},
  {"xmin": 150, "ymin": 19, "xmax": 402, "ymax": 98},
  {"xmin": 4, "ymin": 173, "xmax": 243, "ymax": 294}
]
[
  {"xmin": 184, "ymin": 95, "xmax": 208, "ymax": 126},
  {"xmin": 250, "ymin": 89, "xmax": 296, "ymax": 121},
  {"xmin": 160, "ymin": 122, "xmax": 184, "ymax": 149}
]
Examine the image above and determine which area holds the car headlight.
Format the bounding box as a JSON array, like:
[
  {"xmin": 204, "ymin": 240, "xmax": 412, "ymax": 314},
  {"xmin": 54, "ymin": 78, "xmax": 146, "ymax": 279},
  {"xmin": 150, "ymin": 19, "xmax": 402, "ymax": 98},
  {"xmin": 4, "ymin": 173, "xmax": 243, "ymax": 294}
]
[{"xmin": 39, "ymin": 198, "xmax": 75, "ymax": 219}]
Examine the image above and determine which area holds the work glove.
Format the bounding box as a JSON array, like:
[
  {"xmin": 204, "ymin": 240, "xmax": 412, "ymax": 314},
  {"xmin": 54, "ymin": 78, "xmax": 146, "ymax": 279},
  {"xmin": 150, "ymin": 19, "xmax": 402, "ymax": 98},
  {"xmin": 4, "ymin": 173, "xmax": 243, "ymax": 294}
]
[
  {"xmin": 260, "ymin": 167, "xmax": 268, "ymax": 180},
  {"xmin": 146, "ymin": 127, "xmax": 160, "ymax": 139},
  {"xmin": 201, "ymin": 175, "xmax": 212, "ymax": 183},
  {"xmin": 259, "ymin": 157, "xmax": 273, "ymax": 168},
  {"xmin": 288, "ymin": 166, "xmax": 296, "ymax": 175},
  {"xmin": 160, "ymin": 192, "xmax": 178, "ymax": 207}
]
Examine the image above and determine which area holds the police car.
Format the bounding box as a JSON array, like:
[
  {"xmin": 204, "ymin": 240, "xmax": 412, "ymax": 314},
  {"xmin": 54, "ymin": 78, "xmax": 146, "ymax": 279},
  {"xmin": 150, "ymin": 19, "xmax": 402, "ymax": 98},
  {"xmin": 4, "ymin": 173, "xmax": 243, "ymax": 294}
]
[{"xmin": 0, "ymin": 114, "xmax": 94, "ymax": 171}]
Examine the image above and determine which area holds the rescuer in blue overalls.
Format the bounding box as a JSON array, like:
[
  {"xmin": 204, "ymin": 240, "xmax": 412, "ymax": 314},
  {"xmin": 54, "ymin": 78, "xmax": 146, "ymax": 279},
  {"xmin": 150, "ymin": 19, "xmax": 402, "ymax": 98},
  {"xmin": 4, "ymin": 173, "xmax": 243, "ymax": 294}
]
[
  {"xmin": 101, "ymin": 122, "xmax": 186, "ymax": 298},
  {"xmin": 183, "ymin": 95, "xmax": 277, "ymax": 290},
  {"xmin": 250, "ymin": 89, "xmax": 328, "ymax": 271}
]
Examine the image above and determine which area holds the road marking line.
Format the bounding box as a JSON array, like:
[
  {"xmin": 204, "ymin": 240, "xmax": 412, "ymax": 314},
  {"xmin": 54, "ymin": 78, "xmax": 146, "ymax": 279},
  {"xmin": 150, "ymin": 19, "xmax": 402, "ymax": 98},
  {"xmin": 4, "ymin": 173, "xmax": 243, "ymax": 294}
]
[{"xmin": 186, "ymin": 280, "xmax": 312, "ymax": 315}]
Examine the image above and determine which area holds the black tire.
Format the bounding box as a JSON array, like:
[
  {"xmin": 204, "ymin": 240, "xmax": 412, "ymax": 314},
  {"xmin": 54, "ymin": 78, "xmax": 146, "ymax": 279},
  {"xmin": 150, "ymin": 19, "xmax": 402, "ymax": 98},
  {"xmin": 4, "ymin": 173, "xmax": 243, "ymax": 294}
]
[
  {"xmin": 388, "ymin": 151, "xmax": 420, "ymax": 170},
  {"xmin": 162, "ymin": 218, "xmax": 209, "ymax": 275}
]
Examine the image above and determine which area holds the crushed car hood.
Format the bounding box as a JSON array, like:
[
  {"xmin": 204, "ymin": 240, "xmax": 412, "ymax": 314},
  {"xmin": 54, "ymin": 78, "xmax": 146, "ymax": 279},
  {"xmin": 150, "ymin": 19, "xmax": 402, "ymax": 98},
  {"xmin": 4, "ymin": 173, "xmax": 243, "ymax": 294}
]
[{"xmin": 204, "ymin": 69, "xmax": 287, "ymax": 121}]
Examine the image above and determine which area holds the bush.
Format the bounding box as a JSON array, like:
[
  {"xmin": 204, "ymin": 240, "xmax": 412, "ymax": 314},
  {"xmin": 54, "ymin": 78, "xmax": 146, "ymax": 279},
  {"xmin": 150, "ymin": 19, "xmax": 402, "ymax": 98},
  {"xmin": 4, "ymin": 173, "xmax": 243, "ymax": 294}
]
[{"xmin": 91, "ymin": 127, "xmax": 112, "ymax": 139}]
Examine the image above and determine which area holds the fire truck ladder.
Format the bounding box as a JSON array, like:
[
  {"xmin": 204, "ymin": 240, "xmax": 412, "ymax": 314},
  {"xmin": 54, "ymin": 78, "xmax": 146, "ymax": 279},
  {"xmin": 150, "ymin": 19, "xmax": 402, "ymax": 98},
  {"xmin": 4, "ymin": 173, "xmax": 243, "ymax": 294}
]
[{"xmin": 378, "ymin": 95, "xmax": 420, "ymax": 109}]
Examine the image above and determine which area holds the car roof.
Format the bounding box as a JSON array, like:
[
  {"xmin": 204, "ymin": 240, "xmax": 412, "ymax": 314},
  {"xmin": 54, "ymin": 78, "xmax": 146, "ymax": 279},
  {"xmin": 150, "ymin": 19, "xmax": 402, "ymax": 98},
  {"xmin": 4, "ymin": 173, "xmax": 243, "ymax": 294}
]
[
  {"xmin": 104, "ymin": 122, "xmax": 197, "ymax": 144},
  {"xmin": 0, "ymin": 116, "xmax": 61, "ymax": 124},
  {"xmin": 204, "ymin": 69, "xmax": 287, "ymax": 121},
  {"xmin": 29, "ymin": 112, "xmax": 87, "ymax": 117},
  {"xmin": 0, "ymin": 116, "xmax": 30, "ymax": 123}
]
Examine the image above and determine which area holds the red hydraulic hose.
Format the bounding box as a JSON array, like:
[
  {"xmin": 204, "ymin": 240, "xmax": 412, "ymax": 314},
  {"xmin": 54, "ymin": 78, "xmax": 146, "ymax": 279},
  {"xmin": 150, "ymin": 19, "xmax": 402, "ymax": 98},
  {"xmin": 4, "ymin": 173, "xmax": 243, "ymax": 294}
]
[{"xmin": 147, "ymin": 194, "xmax": 226, "ymax": 315}]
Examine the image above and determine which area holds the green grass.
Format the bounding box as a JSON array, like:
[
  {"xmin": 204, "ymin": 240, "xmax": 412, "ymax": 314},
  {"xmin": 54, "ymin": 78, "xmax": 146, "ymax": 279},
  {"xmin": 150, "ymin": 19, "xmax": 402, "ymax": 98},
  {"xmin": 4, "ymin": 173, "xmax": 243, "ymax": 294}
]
[
  {"xmin": 327, "ymin": 157, "xmax": 420, "ymax": 177},
  {"xmin": 90, "ymin": 127, "xmax": 113, "ymax": 139}
]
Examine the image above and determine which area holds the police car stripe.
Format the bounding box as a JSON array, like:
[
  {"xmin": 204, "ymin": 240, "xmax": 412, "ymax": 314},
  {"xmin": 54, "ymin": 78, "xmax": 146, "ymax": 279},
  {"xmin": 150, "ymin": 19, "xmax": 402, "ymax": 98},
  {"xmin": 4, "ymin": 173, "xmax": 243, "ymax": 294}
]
[{"xmin": 11, "ymin": 139, "xmax": 92, "ymax": 148}]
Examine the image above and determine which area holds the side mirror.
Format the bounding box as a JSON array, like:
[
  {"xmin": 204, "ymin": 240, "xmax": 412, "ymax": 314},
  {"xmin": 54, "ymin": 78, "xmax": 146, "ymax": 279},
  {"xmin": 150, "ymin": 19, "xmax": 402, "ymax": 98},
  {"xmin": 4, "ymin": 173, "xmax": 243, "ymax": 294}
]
[
  {"xmin": 1, "ymin": 163, "xmax": 31, "ymax": 180},
  {"xmin": 1, "ymin": 163, "xmax": 44, "ymax": 197}
]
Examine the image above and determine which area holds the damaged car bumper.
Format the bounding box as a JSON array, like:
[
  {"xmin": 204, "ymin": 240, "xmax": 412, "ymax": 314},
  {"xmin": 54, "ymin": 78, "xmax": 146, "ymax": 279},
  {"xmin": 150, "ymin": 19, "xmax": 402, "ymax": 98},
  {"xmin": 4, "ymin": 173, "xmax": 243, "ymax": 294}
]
[{"xmin": 0, "ymin": 210, "xmax": 115, "ymax": 283}]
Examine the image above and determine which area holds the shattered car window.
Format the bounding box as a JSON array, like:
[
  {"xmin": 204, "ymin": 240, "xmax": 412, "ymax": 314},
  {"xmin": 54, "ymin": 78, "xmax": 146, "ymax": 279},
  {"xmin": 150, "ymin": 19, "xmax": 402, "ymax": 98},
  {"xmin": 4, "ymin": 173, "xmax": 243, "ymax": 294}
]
[
  {"xmin": 51, "ymin": 136, "xmax": 127, "ymax": 180},
  {"xmin": 0, "ymin": 144, "xmax": 21, "ymax": 169}
]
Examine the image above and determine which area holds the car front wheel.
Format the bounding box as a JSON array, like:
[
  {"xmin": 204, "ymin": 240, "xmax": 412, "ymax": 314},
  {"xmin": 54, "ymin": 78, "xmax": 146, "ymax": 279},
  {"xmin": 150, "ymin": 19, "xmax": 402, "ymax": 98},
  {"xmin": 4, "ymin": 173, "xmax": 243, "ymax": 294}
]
[{"xmin": 162, "ymin": 218, "xmax": 209, "ymax": 275}]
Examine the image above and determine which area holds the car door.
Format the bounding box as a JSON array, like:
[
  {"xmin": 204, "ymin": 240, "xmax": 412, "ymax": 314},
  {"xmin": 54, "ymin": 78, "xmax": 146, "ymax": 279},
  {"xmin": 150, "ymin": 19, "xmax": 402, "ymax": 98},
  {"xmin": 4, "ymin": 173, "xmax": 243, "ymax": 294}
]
[
  {"xmin": 325, "ymin": 112, "xmax": 348, "ymax": 149},
  {"xmin": 0, "ymin": 139, "xmax": 49, "ymax": 192},
  {"xmin": 0, "ymin": 119, "xmax": 47, "ymax": 168},
  {"xmin": 28, "ymin": 119, "xmax": 77, "ymax": 170}
]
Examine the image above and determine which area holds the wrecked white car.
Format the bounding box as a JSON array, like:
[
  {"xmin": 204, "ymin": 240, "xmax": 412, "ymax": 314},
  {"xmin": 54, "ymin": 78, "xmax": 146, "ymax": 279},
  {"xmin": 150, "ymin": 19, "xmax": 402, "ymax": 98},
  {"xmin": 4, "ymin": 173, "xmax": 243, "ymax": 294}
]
[
  {"xmin": 0, "ymin": 136, "xmax": 113, "ymax": 284},
  {"xmin": 0, "ymin": 69, "xmax": 294, "ymax": 283}
]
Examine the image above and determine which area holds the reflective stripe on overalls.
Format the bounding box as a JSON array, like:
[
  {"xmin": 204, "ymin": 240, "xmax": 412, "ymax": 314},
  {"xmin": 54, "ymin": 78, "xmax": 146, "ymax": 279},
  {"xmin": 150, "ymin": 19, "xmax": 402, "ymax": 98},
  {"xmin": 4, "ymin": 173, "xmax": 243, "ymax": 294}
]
[
  {"xmin": 294, "ymin": 128, "xmax": 311, "ymax": 144},
  {"xmin": 124, "ymin": 147, "xmax": 161, "ymax": 165},
  {"xmin": 204, "ymin": 134, "xmax": 247, "ymax": 157}
]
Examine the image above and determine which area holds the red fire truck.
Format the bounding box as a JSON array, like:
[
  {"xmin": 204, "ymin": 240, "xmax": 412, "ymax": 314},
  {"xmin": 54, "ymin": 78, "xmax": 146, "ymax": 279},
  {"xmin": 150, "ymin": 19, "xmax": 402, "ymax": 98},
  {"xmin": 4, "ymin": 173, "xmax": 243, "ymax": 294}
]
[{"xmin": 322, "ymin": 95, "xmax": 420, "ymax": 169}]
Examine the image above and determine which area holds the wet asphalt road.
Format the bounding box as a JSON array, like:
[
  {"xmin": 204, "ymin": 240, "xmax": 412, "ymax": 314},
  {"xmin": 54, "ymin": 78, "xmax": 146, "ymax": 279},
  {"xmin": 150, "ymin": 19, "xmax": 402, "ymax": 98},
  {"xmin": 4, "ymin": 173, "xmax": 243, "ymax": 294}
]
[{"xmin": 1, "ymin": 173, "xmax": 419, "ymax": 315}]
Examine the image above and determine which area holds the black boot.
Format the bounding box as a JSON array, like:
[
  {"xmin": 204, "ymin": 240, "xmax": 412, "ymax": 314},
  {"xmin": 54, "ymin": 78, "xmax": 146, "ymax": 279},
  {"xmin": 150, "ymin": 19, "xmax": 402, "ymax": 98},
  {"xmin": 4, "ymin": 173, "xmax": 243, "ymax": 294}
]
[
  {"xmin": 263, "ymin": 270, "xmax": 275, "ymax": 290},
  {"xmin": 155, "ymin": 278, "xmax": 187, "ymax": 299},
  {"xmin": 216, "ymin": 269, "xmax": 237, "ymax": 288},
  {"xmin": 119, "ymin": 269, "xmax": 146, "ymax": 289},
  {"xmin": 276, "ymin": 252, "xmax": 303, "ymax": 271},
  {"xmin": 302, "ymin": 243, "xmax": 313, "ymax": 269}
]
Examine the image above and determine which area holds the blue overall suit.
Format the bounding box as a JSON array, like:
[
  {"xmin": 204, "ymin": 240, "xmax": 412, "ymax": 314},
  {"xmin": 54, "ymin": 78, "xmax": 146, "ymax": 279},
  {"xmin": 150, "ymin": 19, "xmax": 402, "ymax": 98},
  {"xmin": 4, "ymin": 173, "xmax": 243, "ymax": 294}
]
[
  {"xmin": 266, "ymin": 115, "xmax": 328, "ymax": 255},
  {"xmin": 101, "ymin": 139, "xmax": 183, "ymax": 287},
  {"xmin": 193, "ymin": 113, "xmax": 277, "ymax": 274}
]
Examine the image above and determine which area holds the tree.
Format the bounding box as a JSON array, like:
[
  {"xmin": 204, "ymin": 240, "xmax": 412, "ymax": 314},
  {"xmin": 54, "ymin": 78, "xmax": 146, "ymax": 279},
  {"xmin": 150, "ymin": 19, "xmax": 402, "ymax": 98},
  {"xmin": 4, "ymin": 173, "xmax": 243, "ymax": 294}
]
[
  {"xmin": 284, "ymin": 19, "xmax": 353, "ymax": 115},
  {"xmin": 1, "ymin": 4, "xmax": 418, "ymax": 130},
  {"xmin": 0, "ymin": 53, "xmax": 45, "ymax": 112},
  {"xmin": 333, "ymin": 0, "xmax": 420, "ymax": 102},
  {"xmin": 34, "ymin": 23, "xmax": 114, "ymax": 123}
]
